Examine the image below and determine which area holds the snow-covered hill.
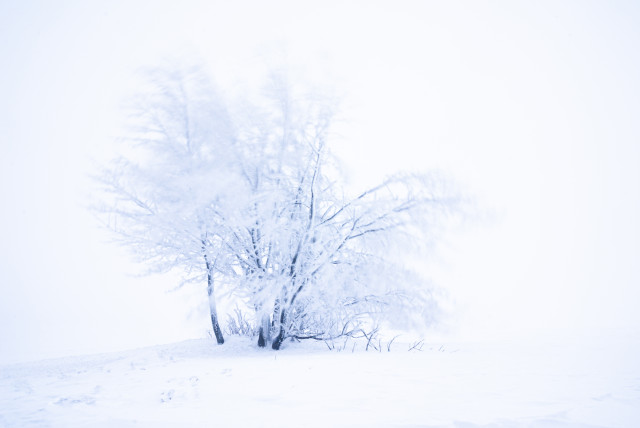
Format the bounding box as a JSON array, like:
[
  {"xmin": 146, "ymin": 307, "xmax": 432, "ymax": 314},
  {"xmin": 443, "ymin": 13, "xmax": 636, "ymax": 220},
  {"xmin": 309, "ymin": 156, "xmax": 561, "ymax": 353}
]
[{"xmin": 1, "ymin": 333, "xmax": 639, "ymax": 427}]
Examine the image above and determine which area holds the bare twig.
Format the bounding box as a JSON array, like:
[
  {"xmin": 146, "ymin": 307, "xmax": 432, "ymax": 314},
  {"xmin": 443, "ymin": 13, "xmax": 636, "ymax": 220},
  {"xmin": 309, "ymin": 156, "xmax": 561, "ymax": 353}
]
[
  {"xmin": 408, "ymin": 339, "xmax": 424, "ymax": 352},
  {"xmin": 387, "ymin": 335, "xmax": 400, "ymax": 352}
]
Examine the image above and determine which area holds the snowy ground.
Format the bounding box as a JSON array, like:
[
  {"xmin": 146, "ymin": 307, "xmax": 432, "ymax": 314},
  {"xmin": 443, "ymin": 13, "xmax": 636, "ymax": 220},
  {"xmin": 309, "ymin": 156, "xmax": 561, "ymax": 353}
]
[{"xmin": 1, "ymin": 331, "xmax": 639, "ymax": 428}]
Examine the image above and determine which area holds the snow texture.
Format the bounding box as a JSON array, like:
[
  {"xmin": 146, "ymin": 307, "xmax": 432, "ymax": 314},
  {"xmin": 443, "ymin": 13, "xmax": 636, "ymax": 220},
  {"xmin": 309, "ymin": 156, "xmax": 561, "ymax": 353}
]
[{"xmin": 1, "ymin": 332, "xmax": 638, "ymax": 427}]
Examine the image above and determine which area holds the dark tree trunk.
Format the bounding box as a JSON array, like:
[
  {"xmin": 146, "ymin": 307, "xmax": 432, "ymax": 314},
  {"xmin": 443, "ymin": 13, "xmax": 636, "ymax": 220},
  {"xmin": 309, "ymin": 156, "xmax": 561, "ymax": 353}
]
[
  {"xmin": 205, "ymin": 256, "xmax": 224, "ymax": 345},
  {"xmin": 257, "ymin": 313, "xmax": 270, "ymax": 347},
  {"xmin": 210, "ymin": 308, "xmax": 225, "ymax": 345},
  {"xmin": 271, "ymin": 309, "xmax": 287, "ymax": 350}
]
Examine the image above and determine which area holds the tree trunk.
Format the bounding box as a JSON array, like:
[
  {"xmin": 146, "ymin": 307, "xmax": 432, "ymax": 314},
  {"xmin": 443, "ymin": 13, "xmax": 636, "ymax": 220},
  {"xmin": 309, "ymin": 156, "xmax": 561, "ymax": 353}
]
[
  {"xmin": 271, "ymin": 309, "xmax": 287, "ymax": 350},
  {"xmin": 206, "ymin": 264, "xmax": 224, "ymax": 345},
  {"xmin": 257, "ymin": 313, "xmax": 271, "ymax": 347}
]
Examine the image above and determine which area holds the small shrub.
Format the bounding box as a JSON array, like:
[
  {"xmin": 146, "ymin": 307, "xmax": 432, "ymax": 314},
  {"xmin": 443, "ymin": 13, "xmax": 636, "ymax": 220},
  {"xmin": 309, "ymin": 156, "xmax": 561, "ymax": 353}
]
[{"xmin": 224, "ymin": 307, "xmax": 257, "ymax": 336}]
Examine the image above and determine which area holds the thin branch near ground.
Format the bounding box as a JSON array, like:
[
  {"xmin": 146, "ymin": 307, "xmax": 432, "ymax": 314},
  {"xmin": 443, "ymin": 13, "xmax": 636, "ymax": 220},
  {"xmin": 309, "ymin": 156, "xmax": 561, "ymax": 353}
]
[
  {"xmin": 291, "ymin": 334, "xmax": 325, "ymax": 341},
  {"xmin": 361, "ymin": 327, "xmax": 380, "ymax": 352},
  {"xmin": 387, "ymin": 335, "xmax": 400, "ymax": 352},
  {"xmin": 408, "ymin": 339, "xmax": 424, "ymax": 352}
]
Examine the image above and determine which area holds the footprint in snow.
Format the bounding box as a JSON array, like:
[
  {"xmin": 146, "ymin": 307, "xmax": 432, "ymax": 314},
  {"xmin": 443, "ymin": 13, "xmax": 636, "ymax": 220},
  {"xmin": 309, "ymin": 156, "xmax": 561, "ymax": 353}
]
[
  {"xmin": 53, "ymin": 394, "xmax": 96, "ymax": 406},
  {"xmin": 160, "ymin": 389, "xmax": 175, "ymax": 402}
]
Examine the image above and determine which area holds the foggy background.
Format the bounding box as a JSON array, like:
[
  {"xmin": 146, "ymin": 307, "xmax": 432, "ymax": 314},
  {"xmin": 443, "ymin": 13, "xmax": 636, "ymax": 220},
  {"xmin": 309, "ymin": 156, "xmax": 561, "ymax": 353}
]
[{"xmin": 1, "ymin": 0, "xmax": 639, "ymax": 365}]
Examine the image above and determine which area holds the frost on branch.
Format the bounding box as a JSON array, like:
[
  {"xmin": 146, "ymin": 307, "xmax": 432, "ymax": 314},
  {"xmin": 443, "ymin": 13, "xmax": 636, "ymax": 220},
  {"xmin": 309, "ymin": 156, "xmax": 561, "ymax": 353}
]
[{"xmin": 95, "ymin": 62, "xmax": 459, "ymax": 350}]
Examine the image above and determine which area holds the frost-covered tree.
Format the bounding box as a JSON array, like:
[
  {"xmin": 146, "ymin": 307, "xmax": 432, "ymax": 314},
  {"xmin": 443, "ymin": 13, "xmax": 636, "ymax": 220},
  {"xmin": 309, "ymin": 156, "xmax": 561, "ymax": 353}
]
[
  {"xmin": 97, "ymin": 63, "xmax": 457, "ymax": 350},
  {"xmin": 95, "ymin": 64, "xmax": 243, "ymax": 344}
]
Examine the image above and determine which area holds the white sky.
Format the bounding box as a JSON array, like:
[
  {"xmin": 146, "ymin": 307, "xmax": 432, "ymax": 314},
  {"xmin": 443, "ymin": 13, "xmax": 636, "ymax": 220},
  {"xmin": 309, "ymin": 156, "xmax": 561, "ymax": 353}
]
[{"xmin": 1, "ymin": 0, "xmax": 639, "ymax": 364}]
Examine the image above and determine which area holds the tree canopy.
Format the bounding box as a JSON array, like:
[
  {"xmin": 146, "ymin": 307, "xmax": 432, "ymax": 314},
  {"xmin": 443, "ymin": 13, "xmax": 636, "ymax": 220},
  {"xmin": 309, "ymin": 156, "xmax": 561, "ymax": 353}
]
[{"xmin": 96, "ymin": 63, "xmax": 458, "ymax": 350}]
